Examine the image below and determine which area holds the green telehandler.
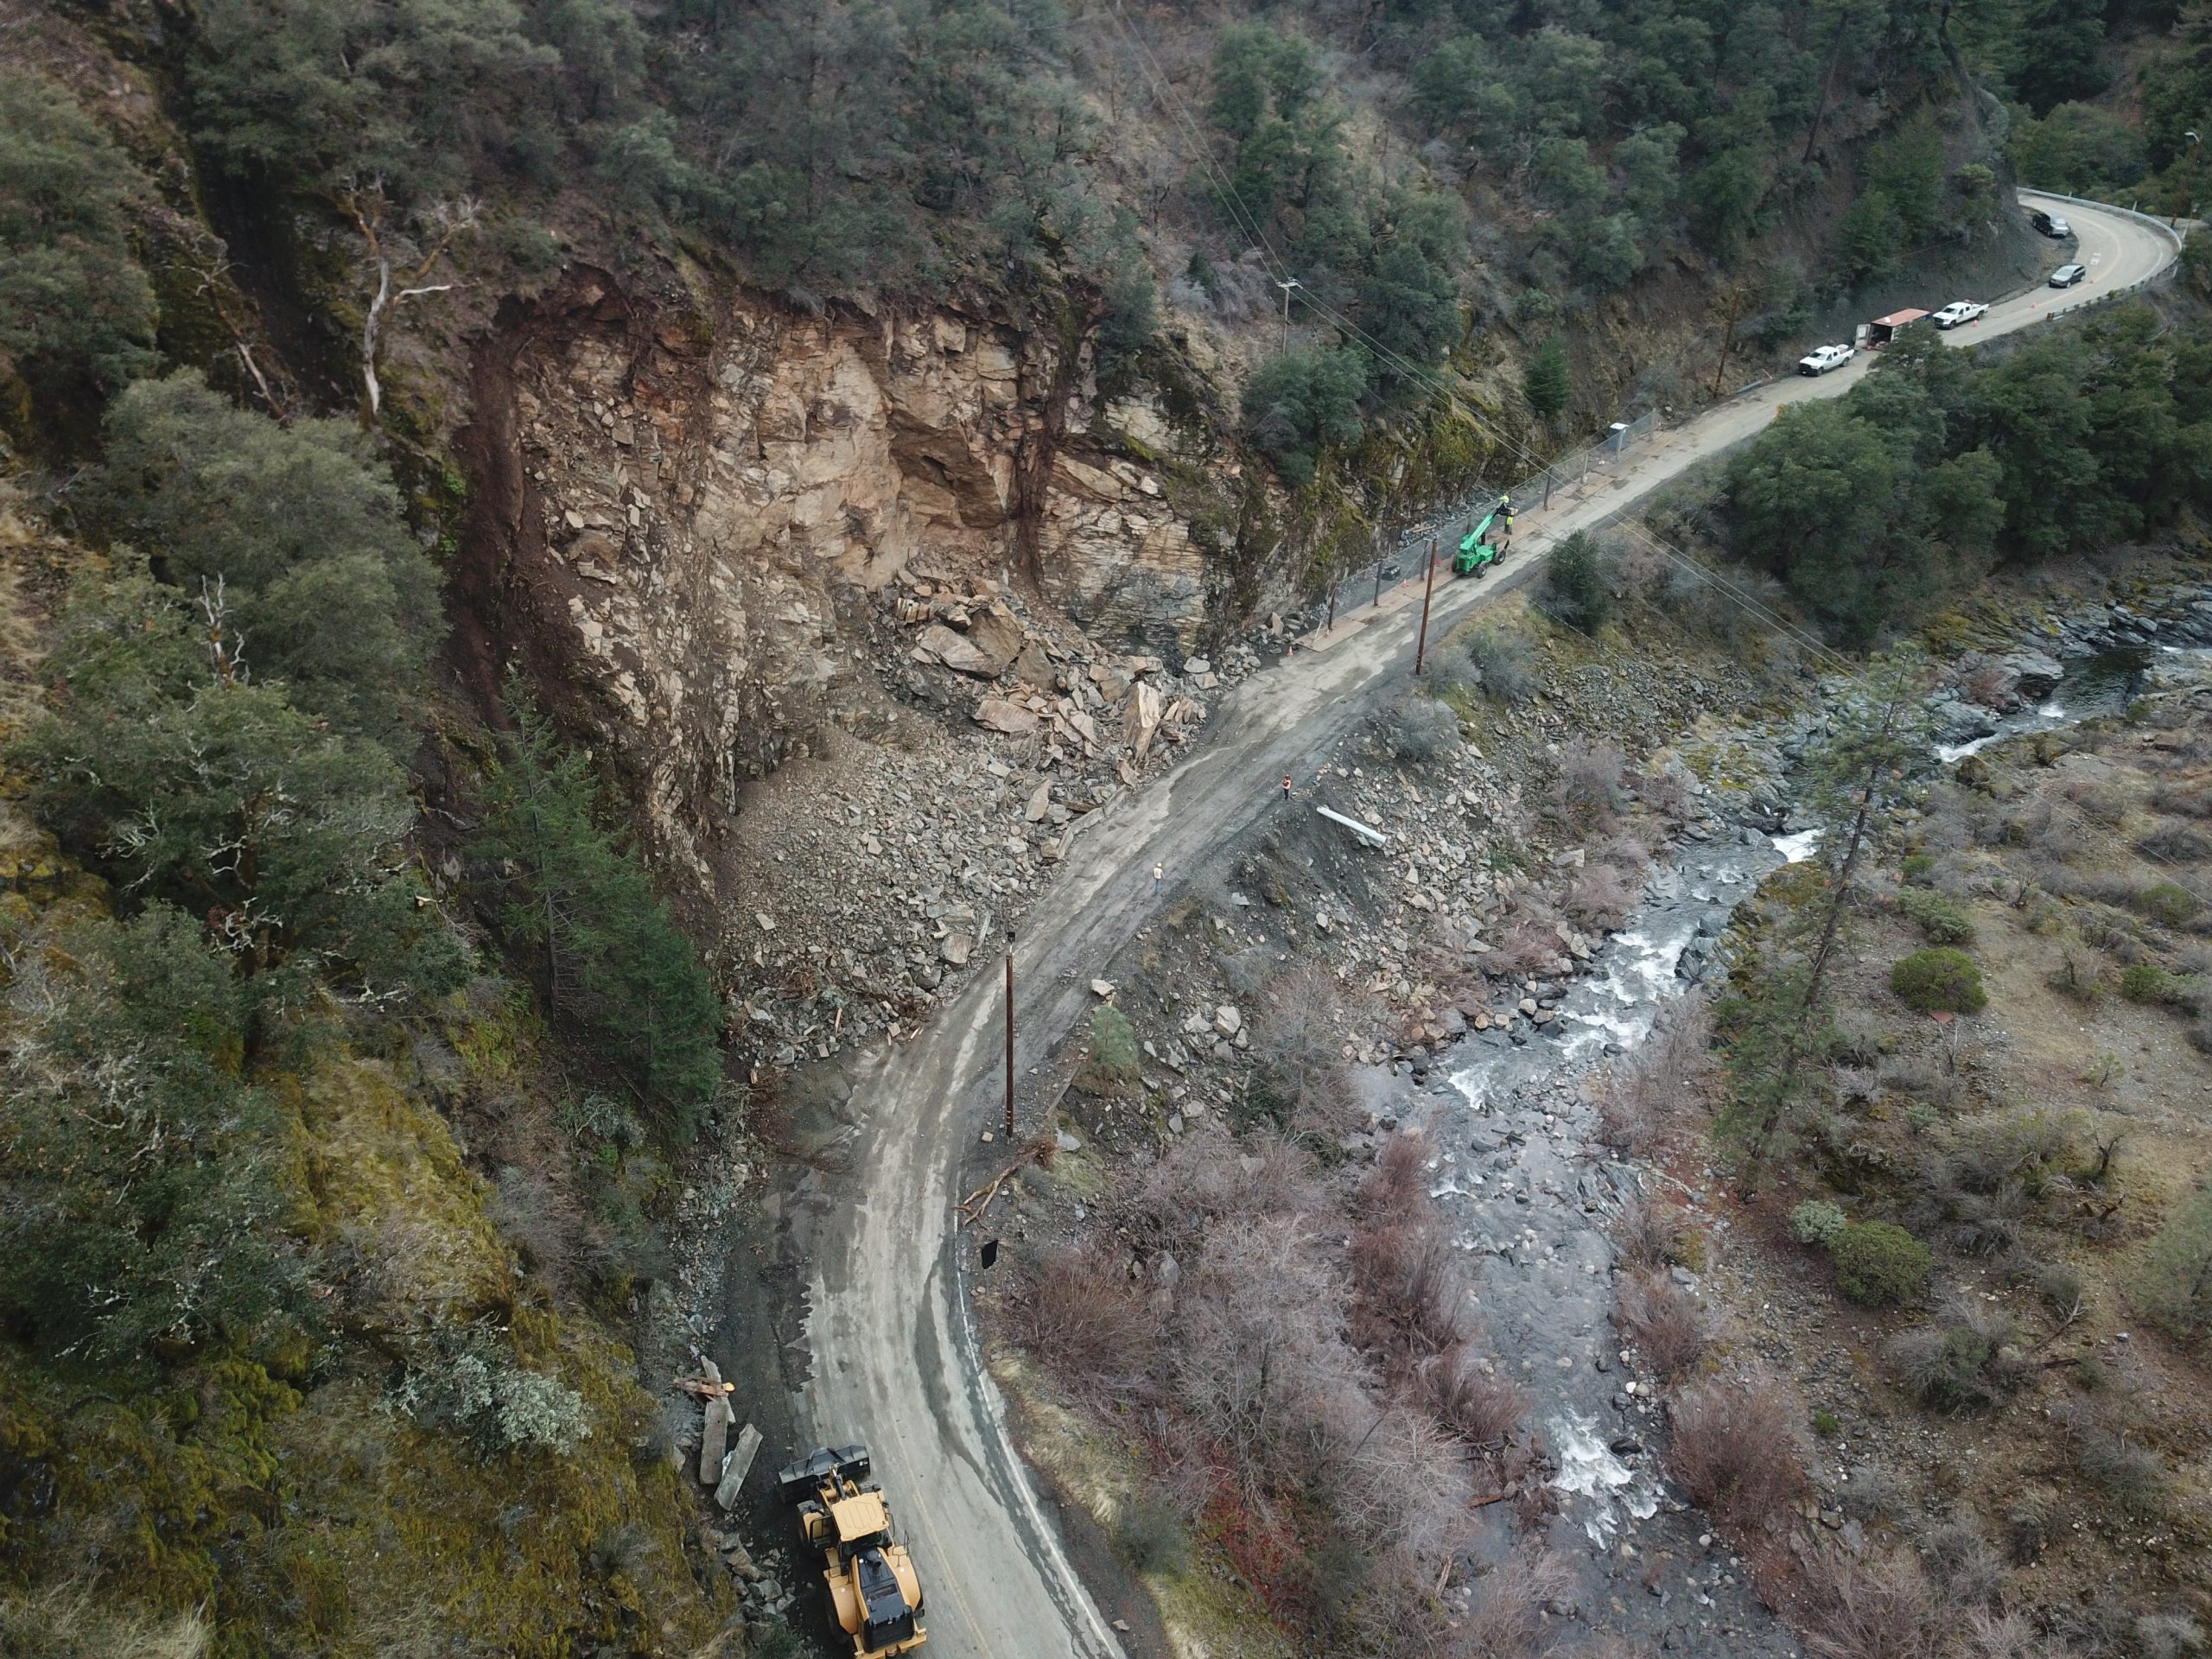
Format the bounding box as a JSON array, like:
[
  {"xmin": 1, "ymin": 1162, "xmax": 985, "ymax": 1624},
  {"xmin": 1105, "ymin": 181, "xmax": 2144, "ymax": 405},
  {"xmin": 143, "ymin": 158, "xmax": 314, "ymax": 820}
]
[{"xmin": 1452, "ymin": 495, "xmax": 1512, "ymax": 577}]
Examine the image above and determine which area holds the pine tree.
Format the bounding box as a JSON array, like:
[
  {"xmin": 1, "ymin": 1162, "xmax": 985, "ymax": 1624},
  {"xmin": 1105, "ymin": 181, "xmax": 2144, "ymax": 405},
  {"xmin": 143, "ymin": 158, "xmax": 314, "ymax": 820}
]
[
  {"xmin": 475, "ymin": 689, "xmax": 722, "ymax": 1137},
  {"xmin": 1524, "ymin": 333, "xmax": 1571, "ymax": 421}
]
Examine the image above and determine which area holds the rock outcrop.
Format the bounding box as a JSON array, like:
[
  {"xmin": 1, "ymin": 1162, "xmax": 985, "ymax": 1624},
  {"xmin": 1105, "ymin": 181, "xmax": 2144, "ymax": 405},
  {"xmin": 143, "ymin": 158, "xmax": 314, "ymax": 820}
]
[{"xmin": 470, "ymin": 270, "xmax": 1220, "ymax": 889}]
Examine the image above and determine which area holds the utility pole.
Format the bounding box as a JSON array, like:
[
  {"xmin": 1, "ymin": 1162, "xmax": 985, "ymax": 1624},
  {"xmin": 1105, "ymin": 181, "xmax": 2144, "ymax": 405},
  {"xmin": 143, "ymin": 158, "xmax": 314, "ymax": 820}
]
[
  {"xmin": 1275, "ymin": 277, "xmax": 1301, "ymax": 351},
  {"xmin": 1413, "ymin": 537, "xmax": 1439, "ymax": 675},
  {"xmin": 2177, "ymin": 131, "xmax": 2202, "ymax": 230},
  {"xmin": 1711, "ymin": 279, "xmax": 1751, "ymax": 398},
  {"xmin": 1003, "ymin": 932, "xmax": 1016, "ymax": 1142}
]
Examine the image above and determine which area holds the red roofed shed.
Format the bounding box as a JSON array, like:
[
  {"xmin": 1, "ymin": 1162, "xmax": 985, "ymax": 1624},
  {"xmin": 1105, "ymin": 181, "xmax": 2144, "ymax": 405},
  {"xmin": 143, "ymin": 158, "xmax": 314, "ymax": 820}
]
[{"xmin": 1866, "ymin": 308, "xmax": 1930, "ymax": 347}]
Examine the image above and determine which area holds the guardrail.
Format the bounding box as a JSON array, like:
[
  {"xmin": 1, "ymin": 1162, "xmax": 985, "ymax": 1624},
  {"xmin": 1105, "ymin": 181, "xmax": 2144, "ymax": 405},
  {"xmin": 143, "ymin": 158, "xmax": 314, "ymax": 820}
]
[
  {"xmin": 1296, "ymin": 410, "xmax": 1660, "ymax": 632},
  {"xmin": 2017, "ymin": 188, "xmax": 2190, "ymax": 254}
]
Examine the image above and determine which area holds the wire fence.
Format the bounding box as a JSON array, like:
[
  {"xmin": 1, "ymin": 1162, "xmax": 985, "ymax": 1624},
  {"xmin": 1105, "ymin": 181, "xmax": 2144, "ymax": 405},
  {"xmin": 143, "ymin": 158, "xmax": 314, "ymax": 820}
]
[{"xmin": 1297, "ymin": 410, "xmax": 1661, "ymax": 632}]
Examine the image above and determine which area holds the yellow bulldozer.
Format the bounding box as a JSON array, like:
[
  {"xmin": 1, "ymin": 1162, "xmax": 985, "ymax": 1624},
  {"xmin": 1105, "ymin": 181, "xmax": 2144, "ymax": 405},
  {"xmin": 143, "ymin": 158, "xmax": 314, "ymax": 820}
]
[{"xmin": 777, "ymin": 1444, "xmax": 928, "ymax": 1658}]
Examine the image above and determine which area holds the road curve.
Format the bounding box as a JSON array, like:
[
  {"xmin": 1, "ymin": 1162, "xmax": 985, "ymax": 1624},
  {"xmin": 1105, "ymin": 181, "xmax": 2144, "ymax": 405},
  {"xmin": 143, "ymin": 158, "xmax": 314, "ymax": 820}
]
[{"xmin": 790, "ymin": 191, "xmax": 2181, "ymax": 1659}]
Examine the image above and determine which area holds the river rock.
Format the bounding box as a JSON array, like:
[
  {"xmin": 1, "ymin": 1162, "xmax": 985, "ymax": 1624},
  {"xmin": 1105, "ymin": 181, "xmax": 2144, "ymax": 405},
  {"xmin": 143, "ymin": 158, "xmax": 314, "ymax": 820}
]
[
  {"xmin": 2003, "ymin": 649, "xmax": 2064, "ymax": 697},
  {"xmin": 1928, "ymin": 698, "xmax": 1998, "ymax": 742}
]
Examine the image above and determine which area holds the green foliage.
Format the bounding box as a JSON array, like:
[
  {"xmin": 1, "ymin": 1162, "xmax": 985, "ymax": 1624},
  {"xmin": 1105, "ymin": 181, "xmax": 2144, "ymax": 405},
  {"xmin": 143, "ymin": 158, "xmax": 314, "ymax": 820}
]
[
  {"xmin": 391, "ymin": 1333, "xmax": 593, "ymax": 1457},
  {"xmin": 2120, "ymin": 963, "xmax": 2192, "ymax": 1005},
  {"xmin": 1831, "ymin": 1220, "xmax": 1932, "ymax": 1306},
  {"xmin": 1866, "ymin": 109, "xmax": 1946, "ymax": 245},
  {"xmin": 2135, "ymin": 880, "xmax": 2203, "ymax": 927},
  {"xmin": 2133, "ymin": 1186, "xmax": 2212, "ymax": 1342},
  {"xmin": 189, "ymin": 0, "xmax": 564, "ymax": 200},
  {"xmin": 1789, "ymin": 1199, "xmax": 1848, "ymax": 1248},
  {"xmin": 16, "ymin": 569, "xmax": 467, "ymax": 1010},
  {"xmin": 1114, "ymin": 1491, "xmax": 1191, "ymax": 1576},
  {"xmin": 1539, "ymin": 530, "xmax": 1618, "ymax": 633},
  {"xmin": 1073, "ymin": 1004, "xmax": 1141, "ymax": 1096},
  {"xmin": 1899, "ymin": 887, "xmax": 1975, "ymax": 944},
  {"xmin": 1357, "ymin": 188, "xmax": 1465, "ymax": 397},
  {"xmin": 1836, "ymin": 187, "xmax": 1904, "ymax": 283},
  {"xmin": 1524, "ymin": 333, "xmax": 1571, "ymax": 421},
  {"xmin": 1891, "ymin": 948, "xmax": 1988, "ymax": 1014},
  {"xmin": 92, "ymin": 374, "xmax": 440, "ymax": 741},
  {"xmin": 2010, "ymin": 101, "xmax": 2147, "ymax": 196},
  {"xmin": 0, "ymin": 908, "xmax": 301, "ymax": 1360},
  {"xmin": 473, "ymin": 691, "xmax": 722, "ymax": 1139},
  {"xmin": 1887, "ymin": 1304, "xmax": 2021, "ymax": 1409},
  {"xmin": 1243, "ymin": 346, "xmax": 1367, "ymax": 486},
  {"xmin": 1211, "ymin": 24, "xmax": 1319, "ymax": 143},
  {"xmin": 1721, "ymin": 311, "xmax": 2212, "ymax": 643},
  {"xmin": 0, "ymin": 69, "xmax": 156, "ymax": 410}
]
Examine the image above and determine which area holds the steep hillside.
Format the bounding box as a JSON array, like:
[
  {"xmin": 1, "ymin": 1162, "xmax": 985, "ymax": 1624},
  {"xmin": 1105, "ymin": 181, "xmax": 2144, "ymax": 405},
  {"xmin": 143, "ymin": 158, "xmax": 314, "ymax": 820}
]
[{"xmin": 1, "ymin": 0, "xmax": 2205, "ymax": 1651}]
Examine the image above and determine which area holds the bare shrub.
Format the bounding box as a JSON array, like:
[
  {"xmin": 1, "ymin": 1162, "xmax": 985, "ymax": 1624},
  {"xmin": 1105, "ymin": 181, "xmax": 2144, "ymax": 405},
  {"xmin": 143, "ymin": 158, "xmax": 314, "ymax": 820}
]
[
  {"xmin": 1601, "ymin": 836, "xmax": 1654, "ymax": 875},
  {"xmin": 2133, "ymin": 1614, "xmax": 2209, "ymax": 1659},
  {"xmin": 1004, "ymin": 1246, "xmax": 1159, "ymax": 1405},
  {"xmin": 1116, "ymin": 1130, "xmax": 1321, "ymax": 1263},
  {"xmin": 2151, "ymin": 783, "xmax": 2212, "ymax": 819},
  {"xmin": 1174, "ymin": 1214, "xmax": 1363, "ymax": 1499},
  {"xmin": 2003, "ymin": 1484, "xmax": 2061, "ymax": 1562},
  {"xmin": 1462, "ymin": 623, "xmax": 1539, "ymax": 704},
  {"xmin": 1919, "ymin": 1519, "xmax": 2005, "ymax": 1611},
  {"xmin": 1665, "ymin": 1376, "xmax": 1810, "ymax": 1531},
  {"xmin": 1613, "ymin": 1192, "xmax": 1681, "ymax": 1271},
  {"xmin": 1389, "ymin": 694, "xmax": 1463, "ymax": 766},
  {"xmin": 1565, "ymin": 861, "xmax": 1635, "ymax": 929},
  {"xmin": 1249, "ymin": 964, "xmax": 1374, "ymax": 1137},
  {"xmin": 1599, "ymin": 1004, "xmax": 1711, "ymax": 1154},
  {"xmin": 1357, "ymin": 1132, "xmax": 1428, "ymax": 1222},
  {"xmin": 1446, "ymin": 1550, "xmax": 1572, "ymax": 1659},
  {"xmin": 1799, "ymin": 1545, "xmax": 1947, "ymax": 1659},
  {"xmin": 1960, "ymin": 1610, "xmax": 2083, "ymax": 1659},
  {"xmin": 1552, "ymin": 738, "xmax": 1628, "ymax": 831},
  {"xmin": 1617, "ymin": 1272, "xmax": 1713, "ymax": 1380},
  {"xmin": 2138, "ymin": 819, "xmax": 2212, "ymax": 862},
  {"xmin": 1635, "ymin": 765, "xmax": 1694, "ymax": 819},
  {"xmin": 2061, "ymin": 779, "xmax": 2131, "ymax": 826},
  {"xmin": 1325, "ymin": 1402, "xmax": 1478, "ymax": 1570},
  {"xmin": 2069, "ymin": 1412, "xmax": 2171, "ymax": 1516},
  {"xmin": 486, "ymin": 1163, "xmax": 582, "ymax": 1296},
  {"xmin": 1350, "ymin": 1216, "xmax": 1465, "ymax": 1372},
  {"xmin": 0, "ymin": 1588, "xmax": 208, "ymax": 1659},
  {"xmin": 1414, "ymin": 1343, "xmax": 1526, "ymax": 1450},
  {"xmin": 1491, "ymin": 913, "xmax": 1567, "ymax": 976}
]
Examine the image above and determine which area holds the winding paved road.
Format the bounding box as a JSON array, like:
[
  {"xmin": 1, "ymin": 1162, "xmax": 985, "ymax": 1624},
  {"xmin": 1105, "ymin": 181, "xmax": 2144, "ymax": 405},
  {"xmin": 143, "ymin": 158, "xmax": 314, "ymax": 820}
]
[{"xmin": 791, "ymin": 191, "xmax": 2183, "ymax": 1659}]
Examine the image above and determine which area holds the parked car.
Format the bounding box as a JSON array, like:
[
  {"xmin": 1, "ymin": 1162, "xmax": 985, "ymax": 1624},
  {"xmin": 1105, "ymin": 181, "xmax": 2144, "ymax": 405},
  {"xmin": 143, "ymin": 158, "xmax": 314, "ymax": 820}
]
[
  {"xmin": 2031, "ymin": 210, "xmax": 2072, "ymax": 238},
  {"xmin": 1931, "ymin": 300, "xmax": 1989, "ymax": 329},
  {"xmin": 2050, "ymin": 264, "xmax": 2086, "ymax": 288},
  {"xmin": 1796, "ymin": 343, "xmax": 1856, "ymax": 376}
]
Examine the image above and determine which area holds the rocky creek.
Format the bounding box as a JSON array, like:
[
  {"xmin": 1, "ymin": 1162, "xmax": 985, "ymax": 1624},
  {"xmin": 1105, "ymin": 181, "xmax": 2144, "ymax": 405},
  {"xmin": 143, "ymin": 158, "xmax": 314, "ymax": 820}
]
[{"xmin": 1364, "ymin": 594, "xmax": 2212, "ymax": 1654}]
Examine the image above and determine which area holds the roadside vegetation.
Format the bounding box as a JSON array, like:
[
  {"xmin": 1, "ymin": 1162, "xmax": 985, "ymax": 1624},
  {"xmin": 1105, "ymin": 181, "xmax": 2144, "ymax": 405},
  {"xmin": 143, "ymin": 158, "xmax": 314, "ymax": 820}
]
[{"xmin": 1713, "ymin": 315, "xmax": 2212, "ymax": 645}]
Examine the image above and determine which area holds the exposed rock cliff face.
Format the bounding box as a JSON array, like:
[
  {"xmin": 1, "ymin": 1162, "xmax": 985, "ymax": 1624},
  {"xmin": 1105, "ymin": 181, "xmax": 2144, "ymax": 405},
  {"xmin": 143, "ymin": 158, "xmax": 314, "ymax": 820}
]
[{"xmin": 464, "ymin": 269, "xmax": 1217, "ymax": 890}]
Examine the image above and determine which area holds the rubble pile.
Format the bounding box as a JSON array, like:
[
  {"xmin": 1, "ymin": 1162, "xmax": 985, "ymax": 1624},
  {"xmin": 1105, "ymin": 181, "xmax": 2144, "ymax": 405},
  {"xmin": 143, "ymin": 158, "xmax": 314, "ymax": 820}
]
[{"xmin": 715, "ymin": 569, "xmax": 1274, "ymax": 1070}]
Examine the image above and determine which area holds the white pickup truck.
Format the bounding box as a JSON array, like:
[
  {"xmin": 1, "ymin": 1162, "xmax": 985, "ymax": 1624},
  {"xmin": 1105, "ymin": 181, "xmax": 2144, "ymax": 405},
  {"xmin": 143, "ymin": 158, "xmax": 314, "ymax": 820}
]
[
  {"xmin": 1932, "ymin": 301, "xmax": 1989, "ymax": 329},
  {"xmin": 1796, "ymin": 343, "xmax": 1856, "ymax": 376}
]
